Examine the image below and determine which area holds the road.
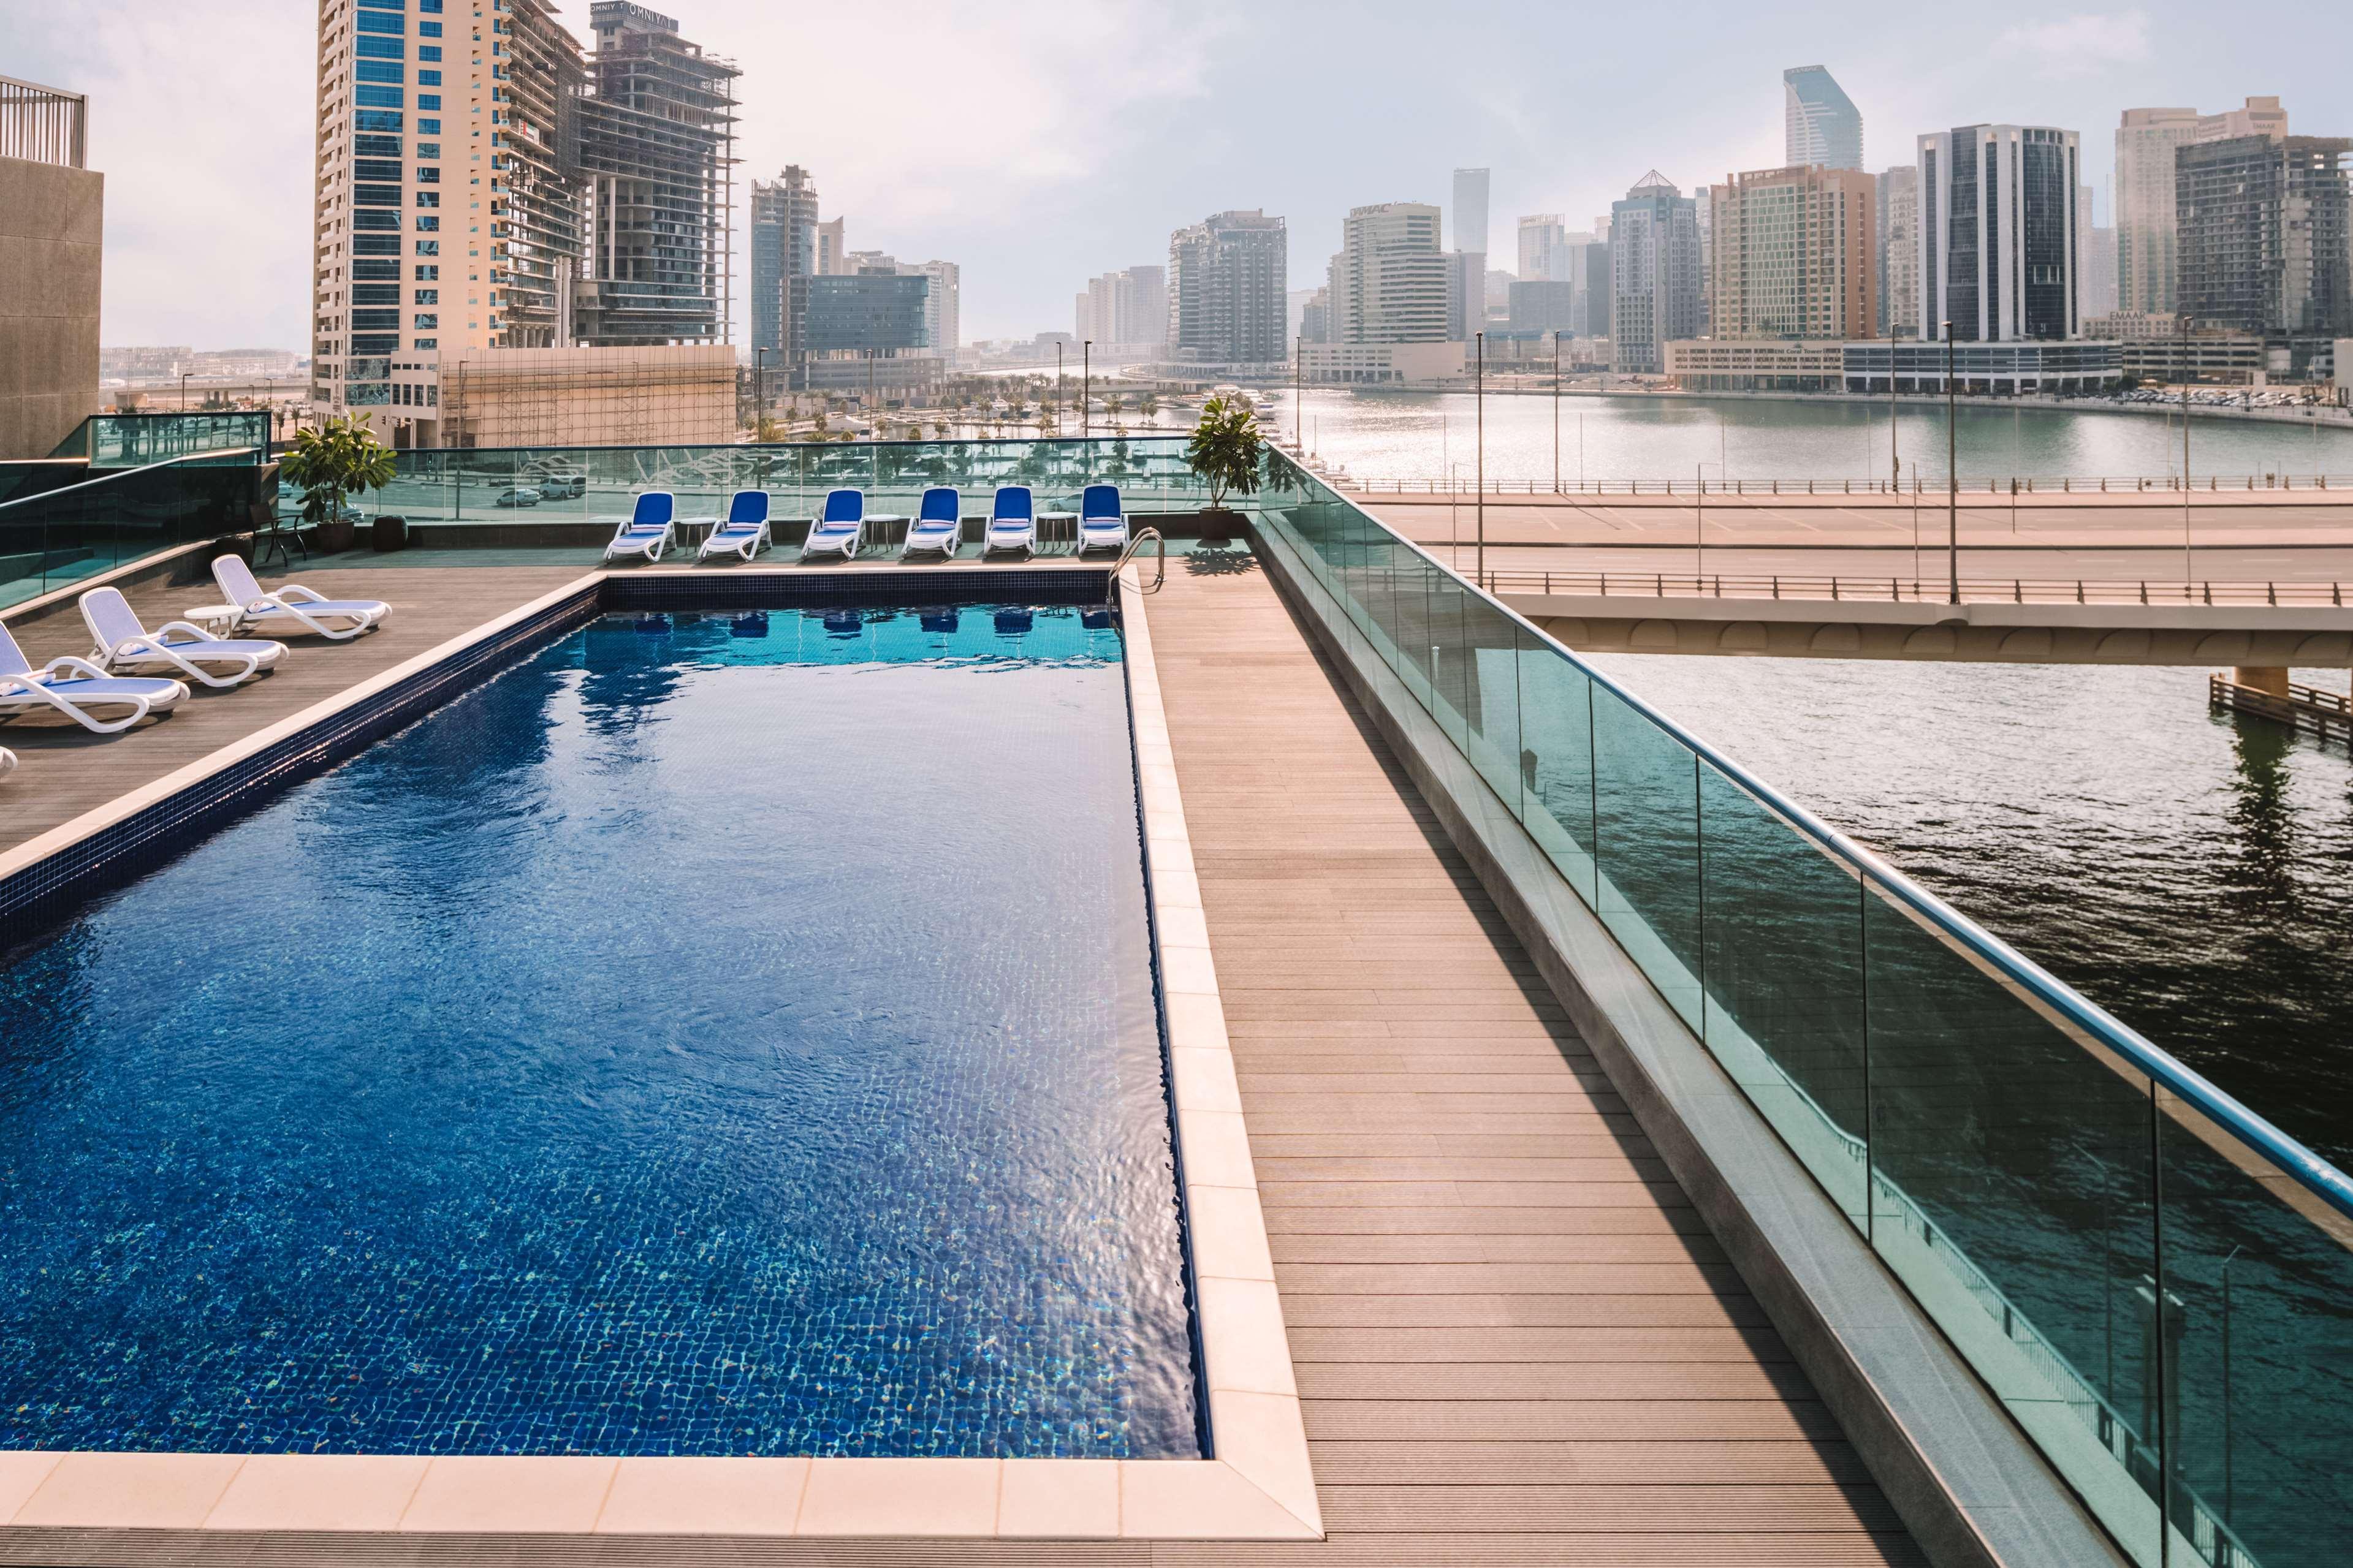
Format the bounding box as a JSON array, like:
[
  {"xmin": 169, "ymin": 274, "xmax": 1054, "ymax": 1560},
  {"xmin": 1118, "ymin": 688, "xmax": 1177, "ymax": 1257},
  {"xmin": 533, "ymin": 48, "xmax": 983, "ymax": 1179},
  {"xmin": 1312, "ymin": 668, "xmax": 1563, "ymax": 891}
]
[{"xmin": 1350, "ymin": 490, "xmax": 2353, "ymax": 586}]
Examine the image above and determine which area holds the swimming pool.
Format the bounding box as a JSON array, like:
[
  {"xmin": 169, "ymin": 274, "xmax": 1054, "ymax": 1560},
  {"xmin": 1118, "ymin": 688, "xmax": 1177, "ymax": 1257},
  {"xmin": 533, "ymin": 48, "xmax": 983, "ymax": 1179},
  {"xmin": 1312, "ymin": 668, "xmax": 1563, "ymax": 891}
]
[{"xmin": 0, "ymin": 603, "xmax": 1198, "ymax": 1460}]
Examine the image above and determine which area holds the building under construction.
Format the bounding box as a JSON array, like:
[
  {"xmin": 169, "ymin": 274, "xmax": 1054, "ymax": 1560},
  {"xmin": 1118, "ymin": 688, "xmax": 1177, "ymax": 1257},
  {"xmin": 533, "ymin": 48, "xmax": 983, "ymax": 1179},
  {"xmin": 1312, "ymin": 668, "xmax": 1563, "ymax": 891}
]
[
  {"xmin": 498, "ymin": 0, "xmax": 586, "ymax": 348},
  {"xmin": 572, "ymin": 2, "xmax": 740, "ymax": 349}
]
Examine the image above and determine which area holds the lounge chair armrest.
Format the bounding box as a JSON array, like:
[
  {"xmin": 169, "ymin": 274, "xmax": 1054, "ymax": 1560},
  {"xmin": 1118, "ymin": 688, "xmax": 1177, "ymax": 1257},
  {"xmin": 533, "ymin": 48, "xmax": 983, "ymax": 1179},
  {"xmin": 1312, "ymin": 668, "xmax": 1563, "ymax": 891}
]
[
  {"xmin": 273, "ymin": 584, "xmax": 328, "ymax": 604},
  {"xmin": 155, "ymin": 619, "xmax": 219, "ymax": 643},
  {"xmin": 41, "ymin": 654, "xmax": 115, "ymax": 682}
]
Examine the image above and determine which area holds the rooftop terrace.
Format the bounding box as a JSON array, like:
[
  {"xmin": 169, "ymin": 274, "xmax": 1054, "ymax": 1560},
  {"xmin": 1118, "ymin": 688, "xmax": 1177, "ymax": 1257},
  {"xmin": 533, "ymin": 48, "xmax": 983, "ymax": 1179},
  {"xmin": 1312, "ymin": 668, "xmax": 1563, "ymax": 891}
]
[{"xmin": 0, "ymin": 436, "xmax": 2344, "ymax": 1566}]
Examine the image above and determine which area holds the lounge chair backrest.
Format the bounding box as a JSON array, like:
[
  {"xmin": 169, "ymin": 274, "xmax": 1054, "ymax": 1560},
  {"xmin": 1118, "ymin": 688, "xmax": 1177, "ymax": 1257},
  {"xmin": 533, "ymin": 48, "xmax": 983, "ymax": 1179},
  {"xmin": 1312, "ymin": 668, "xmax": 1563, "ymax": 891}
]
[
  {"xmin": 726, "ymin": 490, "xmax": 770, "ymax": 526},
  {"xmin": 994, "ymin": 486, "xmax": 1034, "ymax": 522},
  {"xmin": 81, "ymin": 588, "xmax": 148, "ymax": 651},
  {"xmin": 822, "ymin": 489, "xmax": 864, "ymax": 524},
  {"xmin": 919, "ymin": 487, "xmax": 959, "ymax": 524},
  {"xmin": 213, "ymin": 553, "xmax": 267, "ymax": 606},
  {"xmin": 630, "ymin": 491, "xmax": 675, "ymax": 528},
  {"xmin": 1082, "ymin": 484, "xmax": 1122, "ymax": 521},
  {"xmin": 0, "ymin": 621, "xmax": 30, "ymax": 679}
]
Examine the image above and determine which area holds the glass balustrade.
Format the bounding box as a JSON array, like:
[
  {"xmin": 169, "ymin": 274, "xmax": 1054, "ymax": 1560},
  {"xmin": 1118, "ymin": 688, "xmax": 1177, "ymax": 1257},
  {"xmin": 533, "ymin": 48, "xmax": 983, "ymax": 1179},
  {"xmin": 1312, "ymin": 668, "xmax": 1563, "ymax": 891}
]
[{"xmin": 1254, "ymin": 447, "xmax": 2352, "ymax": 1568}]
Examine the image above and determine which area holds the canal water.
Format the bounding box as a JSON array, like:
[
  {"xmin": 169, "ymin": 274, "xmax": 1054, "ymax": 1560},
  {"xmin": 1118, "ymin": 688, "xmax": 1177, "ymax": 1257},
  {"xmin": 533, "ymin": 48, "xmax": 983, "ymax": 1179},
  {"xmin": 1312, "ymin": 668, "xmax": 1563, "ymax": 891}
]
[
  {"xmin": 1289, "ymin": 390, "xmax": 2353, "ymax": 1167},
  {"xmin": 1285, "ymin": 387, "xmax": 2353, "ymax": 490}
]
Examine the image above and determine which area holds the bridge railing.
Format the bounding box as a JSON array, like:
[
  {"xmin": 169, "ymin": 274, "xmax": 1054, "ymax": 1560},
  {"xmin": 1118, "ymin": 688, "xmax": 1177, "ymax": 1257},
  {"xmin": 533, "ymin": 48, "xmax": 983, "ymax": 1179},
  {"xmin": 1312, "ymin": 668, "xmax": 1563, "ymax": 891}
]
[
  {"xmin": 1469, "ymin": 567, "xmax": 2353, "ymax": 610},
  {"xmin": 1256, "ymin": 448, "xmax": 2352, "ymax": 1568},
  {"xmin": 1338, "ymin": 474, "xmax": 2353, "ymax": 496}
]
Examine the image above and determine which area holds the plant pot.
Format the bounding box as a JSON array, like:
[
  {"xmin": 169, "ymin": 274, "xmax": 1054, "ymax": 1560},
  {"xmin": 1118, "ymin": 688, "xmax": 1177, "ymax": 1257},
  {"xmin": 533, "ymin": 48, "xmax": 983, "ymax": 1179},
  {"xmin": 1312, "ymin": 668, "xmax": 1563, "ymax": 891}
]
[
  {"xmin": 1199, "ymin": 507, "xmax": 1239, "ymax": 547},
  {"xmin": 371, "ymin": 514, "xmax": 409, "ymax": 553},
  {"xmin": 315, "ymin": 520, "xmax": 358, "ymax": 554}
]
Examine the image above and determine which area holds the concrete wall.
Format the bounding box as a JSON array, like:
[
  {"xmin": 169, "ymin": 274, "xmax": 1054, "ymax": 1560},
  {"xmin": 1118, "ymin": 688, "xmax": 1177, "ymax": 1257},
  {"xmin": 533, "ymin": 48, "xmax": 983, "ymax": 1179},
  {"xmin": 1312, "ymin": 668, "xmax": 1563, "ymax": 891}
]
[{"xmin": 0, "ymin": 155, "xmax": 103, "ymax": 459}]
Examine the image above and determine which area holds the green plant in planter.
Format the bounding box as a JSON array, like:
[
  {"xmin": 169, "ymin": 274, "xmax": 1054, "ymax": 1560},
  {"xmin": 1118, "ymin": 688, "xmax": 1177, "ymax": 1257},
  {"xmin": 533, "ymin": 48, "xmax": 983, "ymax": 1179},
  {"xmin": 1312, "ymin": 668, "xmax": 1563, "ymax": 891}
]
[
  {"xmin": 1186, "ymin": 393, "xmax": 1263, "ymax": 516},
  {"xmin": 278, "ymin": 416, "xmax": 394, "ymax": 532}
]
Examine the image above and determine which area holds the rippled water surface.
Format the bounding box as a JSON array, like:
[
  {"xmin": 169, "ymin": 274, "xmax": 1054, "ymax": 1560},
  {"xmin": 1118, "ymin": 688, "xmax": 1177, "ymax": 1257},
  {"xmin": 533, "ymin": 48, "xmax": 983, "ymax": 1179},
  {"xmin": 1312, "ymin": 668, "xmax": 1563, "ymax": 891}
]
[
  {"xmin": 1583, "ymin": 653, "xmax": 2353, "ymax": 1166},
  {"xmin": 0, "ymin": 605, "xmax": 1197, "ymax": 1458}
]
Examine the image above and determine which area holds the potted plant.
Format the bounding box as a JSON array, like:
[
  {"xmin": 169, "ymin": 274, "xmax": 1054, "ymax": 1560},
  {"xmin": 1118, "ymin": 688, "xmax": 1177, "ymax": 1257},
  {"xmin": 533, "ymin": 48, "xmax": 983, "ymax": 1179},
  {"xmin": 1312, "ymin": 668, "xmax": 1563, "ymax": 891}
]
[
  {"xmin": 278, "ymin": 415, "xmax": 394, "ymax": 555},
  {"xmin": 1186, "ymin": 393, "xmax": 1264, "ymax": 542}
]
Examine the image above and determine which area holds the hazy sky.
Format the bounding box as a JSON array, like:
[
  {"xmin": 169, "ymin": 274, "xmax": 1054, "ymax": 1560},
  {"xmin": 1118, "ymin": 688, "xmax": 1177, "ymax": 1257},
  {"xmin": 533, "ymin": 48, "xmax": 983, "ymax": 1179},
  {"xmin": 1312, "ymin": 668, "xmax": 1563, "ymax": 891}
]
[{"xmin": 14, "ymin": 0, "xmax": 2353, "ymax": 349}]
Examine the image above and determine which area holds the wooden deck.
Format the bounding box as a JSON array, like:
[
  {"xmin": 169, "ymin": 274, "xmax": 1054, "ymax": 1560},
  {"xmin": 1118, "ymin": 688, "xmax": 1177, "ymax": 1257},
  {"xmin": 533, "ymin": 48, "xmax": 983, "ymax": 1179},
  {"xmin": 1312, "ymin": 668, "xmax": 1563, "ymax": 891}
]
[
  {"xmin": 1141, "ymin": 559, "xmax": 1921, "ymax": 1566},
  {"xmin": 0, "ymin": 563, "xmax": 587, "ymax": 858}
]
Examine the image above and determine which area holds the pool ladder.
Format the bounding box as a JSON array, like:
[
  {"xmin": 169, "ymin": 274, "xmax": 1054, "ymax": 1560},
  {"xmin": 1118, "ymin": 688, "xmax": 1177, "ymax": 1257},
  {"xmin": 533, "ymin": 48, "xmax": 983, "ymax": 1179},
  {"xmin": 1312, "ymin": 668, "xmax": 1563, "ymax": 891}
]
[{"xmin": 1113, "ymin": 528, "xmax": 1167, "ymax": 593}]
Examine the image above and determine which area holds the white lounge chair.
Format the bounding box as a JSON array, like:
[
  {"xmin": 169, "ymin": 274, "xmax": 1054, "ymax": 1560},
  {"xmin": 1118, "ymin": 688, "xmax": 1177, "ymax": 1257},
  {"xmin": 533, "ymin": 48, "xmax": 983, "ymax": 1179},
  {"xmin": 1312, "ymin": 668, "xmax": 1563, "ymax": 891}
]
[
  {"xmin": 985, "ymin": 486, "xmax": 1036, "ymax": 556},
  {"xmin": 699, "ymin": 490, "xmax": 773, "ymax": 562},
  {"xmin": 0, "ymin": 747, "xmax": 14, "ymax": 779},
  {"xmin": 0, "ymin": 618, "xmax": 189, "ymax": 732},
  {"xmin": 190, "ymin": 553, "xmax": 390, "ymax": 641},
  {"xmin": 1077, "ymin": 484, "xmax": 1129, "ymax": 553},
  {"xmin": 802, "ymin": 489, "xmax": 865, "ymax": 561},
  {"xmin": 603, "ymin": 492, "xmax": 677, "ymax": 563},
  {"xmin": 902, "ymin": 487, "xmax": 962, "ymax": 559},
  {"xmin": 80, "ymin": 586, "xmax": 287, "ymax": 689}
]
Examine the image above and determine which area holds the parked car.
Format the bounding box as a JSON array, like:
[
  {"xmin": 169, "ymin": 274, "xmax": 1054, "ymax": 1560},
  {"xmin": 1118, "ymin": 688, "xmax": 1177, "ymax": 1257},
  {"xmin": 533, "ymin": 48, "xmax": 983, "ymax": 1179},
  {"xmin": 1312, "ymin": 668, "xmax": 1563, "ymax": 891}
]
[
  {"xmin": 495, "ymin": 487, "xmax": 543, "ymax": 508},
  {"xmin": 534, "ymin": 473, "xmax": 585, "ymax": 499}
]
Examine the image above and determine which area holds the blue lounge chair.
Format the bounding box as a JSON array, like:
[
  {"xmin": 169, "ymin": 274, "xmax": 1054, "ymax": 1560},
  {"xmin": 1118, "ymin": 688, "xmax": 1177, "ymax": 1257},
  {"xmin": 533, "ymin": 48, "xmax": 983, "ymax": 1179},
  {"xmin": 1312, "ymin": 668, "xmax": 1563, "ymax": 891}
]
[
  {"xmin": 604, "ymin": 492, "xmax": 677, "ymax": 563},
  {"xmin": 1077, "ymin": 485, "xmax": 1128, "ymax": 553},
  {"xmin": 699, "ymin": 490, "xmax": 773, "ymax": 562},
  {"xmin": 902, "ymin": 487, "xmax": 962, "ymax": 559},
  {"xmin": 803, "ymin": 489, "xmax": 865, "ymax": 561},
  {"xmin": 986, "ymin": 486, "xmax": 1036, "ymax": 556}
]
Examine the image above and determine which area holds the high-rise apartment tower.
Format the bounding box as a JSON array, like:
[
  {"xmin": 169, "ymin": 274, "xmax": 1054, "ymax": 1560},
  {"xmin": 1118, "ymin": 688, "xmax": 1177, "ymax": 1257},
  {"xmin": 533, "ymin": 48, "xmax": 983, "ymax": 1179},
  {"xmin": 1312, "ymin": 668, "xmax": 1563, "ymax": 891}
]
[
  {"xmin": 2115, "ymin": 98, "xmax": 2287, "ymax": 314},
  {"xmin": 1707, "ymin": 165, "xmax": 1877, "ymax": 340},
  {"xmin": 2177, "ymin": 134, "xmax": 2351, "ymax": 337},
  {"xmin": 748, "ymin": 164, "xmax": 818, "ymax": 366},
  {"xmin": 1167, "ymin": 210, "xmax": 1287, "ymax": 363},
  {"xmin": 1338, "ymin": 202, "xmax": 1446, "ymax": 344},
  {"xmin": 1610, "ymin": 173, "xmax": 1700, "ymax": 372}
]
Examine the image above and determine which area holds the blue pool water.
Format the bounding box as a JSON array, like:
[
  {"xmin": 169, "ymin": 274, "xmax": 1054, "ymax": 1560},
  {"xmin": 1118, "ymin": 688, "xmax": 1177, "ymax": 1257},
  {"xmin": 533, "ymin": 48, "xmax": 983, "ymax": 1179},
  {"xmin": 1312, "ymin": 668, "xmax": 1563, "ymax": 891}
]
[{"xmin": 0, "ymin": 604, "xmax": 1199, "ymax": 1458}]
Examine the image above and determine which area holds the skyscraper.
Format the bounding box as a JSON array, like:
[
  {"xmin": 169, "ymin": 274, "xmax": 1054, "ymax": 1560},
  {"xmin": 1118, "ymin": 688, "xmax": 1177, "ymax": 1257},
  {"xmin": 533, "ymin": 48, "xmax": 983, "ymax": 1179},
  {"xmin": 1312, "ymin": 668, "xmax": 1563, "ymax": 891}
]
[
  {"xmin": 1076, "ymin": 265, "xmax": 1166, "ymax": 347},
  {"xmin": 311, "ymin": 0, "xmax": 589, "ymax": 419},
  {"xmin": 2077, "ymin": 184, "xmax": 2118, "ymax": 320},
  {"xmin": 2115, "ymin": 98, "xmax": 2287, "ymax": 315},
  {"xmin": 1338, "ymin": 202, "xmax": 1446, "ymax": 343},
  {"xmin": 910, "ymin": 260, "xmax": 960, "ymax": 363},
  {"xmin": 1451, "ymin": 168, "xmax": 1490, "ymax": 259},
  {"xmin": 1609, "ymin": 173, "xmax": 1700, "ymax": 372},
  {"xmin": 1707, "ymin": 165, "xmax": 1876, "ymax": 340},
  {"xmin": 1167, "ymin": 210, "xmax": 1287, "ymax": 363},
  {"xmin": 1784, "ymin": 66, "xmax": 1863, "ymax": 172},
  {"xmin": 1876, "ymin": 165, "xmax": 1920, "ymax": 338},
  {"xmin": 1518, "ymin": 214, "xmax": 1567, "ymax": 282},
  {"xmin": 748, "ymin": 165, "xmax": 818, "ymax": 365},
  {"xmin": 1917, "ymin": 125, "xmax": 2081, "ymax": 341},
  {"xmin": 2177, "ymin": 135, "xmax": 2352, "ymax": 337},
  {"xmin": 571, "ymin": 2, "xmax": 740, "ymax": 347}
]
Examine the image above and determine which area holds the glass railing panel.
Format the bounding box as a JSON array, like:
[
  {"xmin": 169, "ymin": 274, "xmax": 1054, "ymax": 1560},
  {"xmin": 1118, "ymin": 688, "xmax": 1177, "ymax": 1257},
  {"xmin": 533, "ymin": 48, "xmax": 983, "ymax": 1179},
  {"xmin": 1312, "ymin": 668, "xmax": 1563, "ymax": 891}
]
[
  {"xmin": 0, "ymin": 457, "xmax": 265, "ymax": 610},
  {"xmin": 1513, "ymin": 626, "xmax": 1597, "ymax": 904},
  {"xmin": 1696, "ymin": 761, "xmax": 1869, "ymax": 1230},
  {"xmin": 1456, "ymin": 592, "xmax": 1524, "ymax": 812},
  {"xmin": 1389, "ymin": 553, "xmax": 1440, "ymax": 710},
  {"xmin": 2156, "ymin": 1090, "xmax": 2353, "ymax": 1568},
  {"xmin": 1863, "ymin": 881, "xmax": 2163, "ymax": 1566},
  {"xmin": 1590, "ymin": 684, "xmax": 1703, "ymax": 1030},
  {"xmin": 1424, "ymin": 571, "xmax": 1473, "ymax": 753}
]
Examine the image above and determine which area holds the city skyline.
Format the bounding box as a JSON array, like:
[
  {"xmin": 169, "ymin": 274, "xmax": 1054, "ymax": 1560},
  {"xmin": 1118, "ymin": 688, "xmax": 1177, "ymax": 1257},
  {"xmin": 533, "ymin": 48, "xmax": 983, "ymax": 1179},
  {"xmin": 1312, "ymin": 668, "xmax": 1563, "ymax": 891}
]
[{"xmin": 16, "ymin": 0, "xmax": 2353, "ymax": 349}]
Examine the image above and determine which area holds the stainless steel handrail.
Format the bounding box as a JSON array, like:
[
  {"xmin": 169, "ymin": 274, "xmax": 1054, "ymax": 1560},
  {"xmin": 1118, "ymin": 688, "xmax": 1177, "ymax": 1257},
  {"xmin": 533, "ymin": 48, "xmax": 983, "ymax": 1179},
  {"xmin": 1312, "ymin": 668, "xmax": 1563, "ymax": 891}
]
[{"xmin": 1112, "ymin": 528, "xmax": 1166, "ymax": 593}]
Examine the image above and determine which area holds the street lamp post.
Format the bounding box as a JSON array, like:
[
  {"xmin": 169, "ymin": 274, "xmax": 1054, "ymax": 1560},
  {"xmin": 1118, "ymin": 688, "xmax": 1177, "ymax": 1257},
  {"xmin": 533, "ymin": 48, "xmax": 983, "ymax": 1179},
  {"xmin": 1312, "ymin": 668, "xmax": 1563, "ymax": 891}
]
[
  {"xmin": 1294, "ymin": 334, "xmax": 1303, "ymax": 450},
  {"xmin": 1945, "ymin": 320, "xmax": 1959, "ymax": 604},
  {"xmin": 753, "ymin": 347, "xmax": 767, "ymax": 436},
  {"xmin": 1082, "ymin": 339, "xmax": 1091, "ymax": 444},
  {"xmin": 1475, "ymin": 331, "xmax": 1486, "ymax": 585},
  {"xmin": 2180, "ymin": 312, "xmax": 2193, "ymax": 581},
  {"xmin": 1552, "ymin": 330, "xmax": 1562, "ymax": 493},
  {"xmin": 180, "ymin": 371, "xmax": 190, "ymax": 411}
]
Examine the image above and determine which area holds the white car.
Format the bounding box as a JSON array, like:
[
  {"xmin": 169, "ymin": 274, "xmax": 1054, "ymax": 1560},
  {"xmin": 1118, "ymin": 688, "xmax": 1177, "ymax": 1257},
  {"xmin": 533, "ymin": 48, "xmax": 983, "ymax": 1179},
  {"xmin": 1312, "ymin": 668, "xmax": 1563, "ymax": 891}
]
[{"xmin": 495, "ymin": 487, "xmax": 543, "ymax": 508}]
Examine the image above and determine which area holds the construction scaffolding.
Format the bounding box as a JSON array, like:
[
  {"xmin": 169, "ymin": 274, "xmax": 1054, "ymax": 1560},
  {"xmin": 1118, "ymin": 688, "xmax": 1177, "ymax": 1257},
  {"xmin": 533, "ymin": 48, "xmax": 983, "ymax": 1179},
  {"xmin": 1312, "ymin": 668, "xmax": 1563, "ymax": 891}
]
[{"xmin": 430, "ymin": 346, "xmax": 735, "ymax": 449}]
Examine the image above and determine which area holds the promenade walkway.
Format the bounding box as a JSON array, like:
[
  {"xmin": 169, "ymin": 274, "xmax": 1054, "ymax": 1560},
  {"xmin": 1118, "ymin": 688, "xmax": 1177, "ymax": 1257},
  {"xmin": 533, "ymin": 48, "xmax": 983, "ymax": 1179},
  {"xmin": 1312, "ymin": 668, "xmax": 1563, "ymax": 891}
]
[{"xmin": 1141, "ymin": 558, "xmax": 1919, "ymax": 1564}]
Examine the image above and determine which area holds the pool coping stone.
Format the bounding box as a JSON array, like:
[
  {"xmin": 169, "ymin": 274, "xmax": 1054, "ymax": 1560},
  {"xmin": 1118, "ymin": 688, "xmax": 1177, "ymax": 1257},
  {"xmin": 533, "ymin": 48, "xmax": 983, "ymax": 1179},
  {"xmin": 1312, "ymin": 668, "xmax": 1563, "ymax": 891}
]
[{"xmin": 0, "ymin": 561, "xmax": 1321, "ymax": 1548}]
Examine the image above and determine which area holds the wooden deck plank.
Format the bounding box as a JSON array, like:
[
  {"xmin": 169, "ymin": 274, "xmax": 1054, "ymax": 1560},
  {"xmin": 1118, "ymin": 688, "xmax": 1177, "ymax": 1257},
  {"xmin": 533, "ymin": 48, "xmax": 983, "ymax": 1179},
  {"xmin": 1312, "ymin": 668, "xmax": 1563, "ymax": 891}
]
[
  {"xmin": 0, "ymin": 562, "xmax": 585, "ymax": 857},
  {"xmin": 1135, "ymin": 561, "xmax": 1914, "ymax": 1562}
]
